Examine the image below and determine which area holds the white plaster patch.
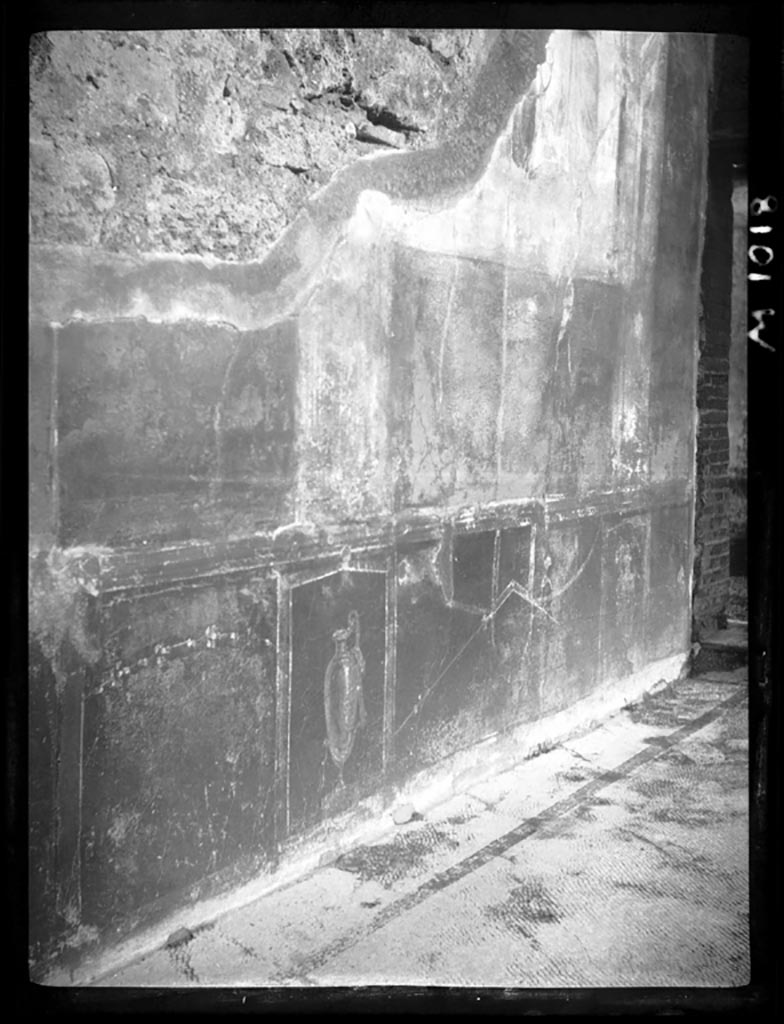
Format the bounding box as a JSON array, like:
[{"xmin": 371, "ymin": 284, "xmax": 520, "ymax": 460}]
[
  {"xmin": 346, "ymin": 189, "xmax": 395, "ymax": 245},
  {"xmin": 108, "ymin": 811, "xmax": 141, "ymax": 845},
  {"xmin": 622, "ymin": 403, "xmax": 638, "ymax": 441},
  {"xmin": 633, "ymin": 312, "xmax": 644, "ymax": 339}
]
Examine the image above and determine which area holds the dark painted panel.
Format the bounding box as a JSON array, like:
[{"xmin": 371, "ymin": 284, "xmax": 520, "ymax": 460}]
[
  {"xmin": 56, "ymin": 319, "xmax": 297, "ymax": 547},
  {"xmin": 218, "ymin": 318, "xmax": 297, "ymax": 501},
  {"xmin": 496, "ymin": 271, "xmax": 558, "ymax": 496},
  {"xmin": 389, "ymin": 248, "xmax": 504, "ymax": 508},
  {"xmin": 646, "ymin": 503, "xmax": 691, "ymax": 659},
  {"xmin": 391, "ymin": 542, "xmax": 451, "ymax": 737},
  {"xmin": 394, "ymin": 581, "xmax": 492, "ymax": 772},
  {"xmin": 600, "ymin": 515, "xmax": 648, "ymax": 683},
  {"xmin": 497, "ymin": 524, "xmax": 533, "ymax": 594},
  {"xmin": 452, "ymin": 530, "xmax": 495, "ymax": 610},
  {"xmin": 79, "ymin": 580, "xmax": 277, "ymax": 932},
  {"xmin": 393, "ymin": 541, "xmax": 479, "ymax": 770},
  {"xmin": 486, "ymin": 587, "xmax": 538, "ymax": 725},
  {"xmin": 543, "ymin": 279, "xmax": 623, "ymax": 495},
  {"xmin": 388, "ymin": 248, "xmax": 456, "ymax": 510},
  {"xmin": 393, "ymin": 533, "xmax": 537, "ymax": 775},
  {"xmin": 28, "ymin": 640, "xmax": 60, "ymax": 964},
  {"xmin": 539, "ymin": 518, "xmax": 603, "ymax": 714},
  {"xmin": 289, "ymin": 571, "xmax": 386, "ymax": 834},
  {"xmin": 388, "ymin": 262, "xmax": 624, "ymax": 508},
  {"xmin": 649, "ymin": 504, "xmax": 691, "ymax": 591},
  {"xmin": 294, "ymin": 264, "xmax": 393, "ymax": 522}
]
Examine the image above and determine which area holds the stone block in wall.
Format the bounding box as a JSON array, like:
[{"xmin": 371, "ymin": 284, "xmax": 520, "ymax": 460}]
[{"xmin": 355, "ymin": 122, "xmax": 406, "ymax": 148}]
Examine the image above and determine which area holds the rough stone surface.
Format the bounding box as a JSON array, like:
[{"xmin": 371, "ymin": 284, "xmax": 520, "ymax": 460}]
[{"xmin": 29, "ymin": 28, "xmax": 487, "ymax": 261}]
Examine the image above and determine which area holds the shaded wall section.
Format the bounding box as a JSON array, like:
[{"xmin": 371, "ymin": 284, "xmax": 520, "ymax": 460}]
[
  {"xmin": 692, "ymin": 35, "xmax": 748, "ymax": 634},
  {"xmin": 728, "ymin": 175, "xmax": 748, "ymax": 601},
  {"xmin": 28, "ymin": 29, "xmax": 711, "ymax": 977}
]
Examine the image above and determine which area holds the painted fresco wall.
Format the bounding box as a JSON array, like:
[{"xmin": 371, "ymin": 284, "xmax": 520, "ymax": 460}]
[{"xmin": 28, "ymin": 29, "xmax": 711, "ymax": 977}]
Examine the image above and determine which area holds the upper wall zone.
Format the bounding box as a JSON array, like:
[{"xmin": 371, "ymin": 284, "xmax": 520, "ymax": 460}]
[{"xmin": 30, "ymin": 30, "xmax": 709, "ymax": 550}]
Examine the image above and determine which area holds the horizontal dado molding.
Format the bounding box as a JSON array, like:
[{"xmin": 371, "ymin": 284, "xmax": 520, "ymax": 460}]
[{"xmin": 60, "ymin": 482, "xmax": 692, "ymax": 597}]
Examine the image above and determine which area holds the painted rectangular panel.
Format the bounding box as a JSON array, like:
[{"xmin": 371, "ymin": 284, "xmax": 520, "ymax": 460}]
[
  {"xmin": 646, "ymin": 503, "xmax": 692, "ymax": 660},
  {"xmin": 497, "ymin": 524, "xmax": 533, "ymax": 595},
  {"xmin": 599, "ymin": 514, "xmax": 649, "ymax": 684},
  {"xmin": 288, "ymin": 572, "xmax": 386, "ymax": 834},
  {"xmin": 28, "ymin": 639, "xmax": 60, "ymax": 963},
  {"xmin": 452, "ymin": 530, "xmax": 495, "ymax": 610},
  {"xmin": 543, "ymin": 279, "xmax": 623, "ymax": 495},
  {"xmin": 218, "ymin": 319, "xmax": 297, "ymax": 512},
  {"xmin": 496, "ymin": 272, "xmax": 558, "ymax": 497},
  {"xmin": 56, "ymin": 319, "xmax": 297, "ymax": 547},
  {"xmin": 390, "ymin": 257, "xmax": 625, "ymax": 508},
  {"xmin": 394, "ymin": 531, "xmax": 538, "ymax": 776},
  {"xmin": 388, "ymin": 247, "xmax": 504, "ymax": 509},
  {"xmin": 79, "ymin": 580, "xmax": 276, "ymax": 931},
  {"xmin": 539, "ymin": 518, "xmax": 603, "ymax": 714},
  {"xmin": 393, "ymin": 542, "xmax": 489, "ymax": 774},
  {"xmin": 295, "ymin": 251, "xmax": 393, "ymax": 521}
]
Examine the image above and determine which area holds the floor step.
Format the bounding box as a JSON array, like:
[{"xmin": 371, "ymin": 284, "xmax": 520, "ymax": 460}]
[{"xmin": 692, "ymin": 624, "xmax": 748, "ymax": 675}]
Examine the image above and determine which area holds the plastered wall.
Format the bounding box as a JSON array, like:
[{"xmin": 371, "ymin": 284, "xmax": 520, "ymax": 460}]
[{"xmin": 28, "ymin": 29, "xmax": 711, "ymax": 978}]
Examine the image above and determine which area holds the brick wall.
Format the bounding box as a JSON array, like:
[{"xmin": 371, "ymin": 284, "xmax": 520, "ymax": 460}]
[
  {"xmin": 693, "ymin": 145, "xmax": 734, "ymax": 635},
  {"xmin": 691, "ymin": 32, "xmax": 748, "ymax": 636}
]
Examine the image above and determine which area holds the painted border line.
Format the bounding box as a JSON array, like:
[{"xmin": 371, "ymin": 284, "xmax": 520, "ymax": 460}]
[{"xmin": 289, "ymin": 685, "xmax": 747, "ymax": 978}]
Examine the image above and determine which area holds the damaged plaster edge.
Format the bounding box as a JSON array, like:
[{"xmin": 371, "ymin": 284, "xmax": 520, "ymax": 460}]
[
  {"xmin": 30, "ymin": 30, "xmax": 552, "ymax": 331},
  {"xmin": 54, "ymin": 649, "xmax": 688, "ymax": 988},
  {"xmin": 28, "ymin": 243, "xmax": 296, "ymax": 333},
  {"xmin": 29, "ymin": 544, "xmax": 115, "ymax": 605}
]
